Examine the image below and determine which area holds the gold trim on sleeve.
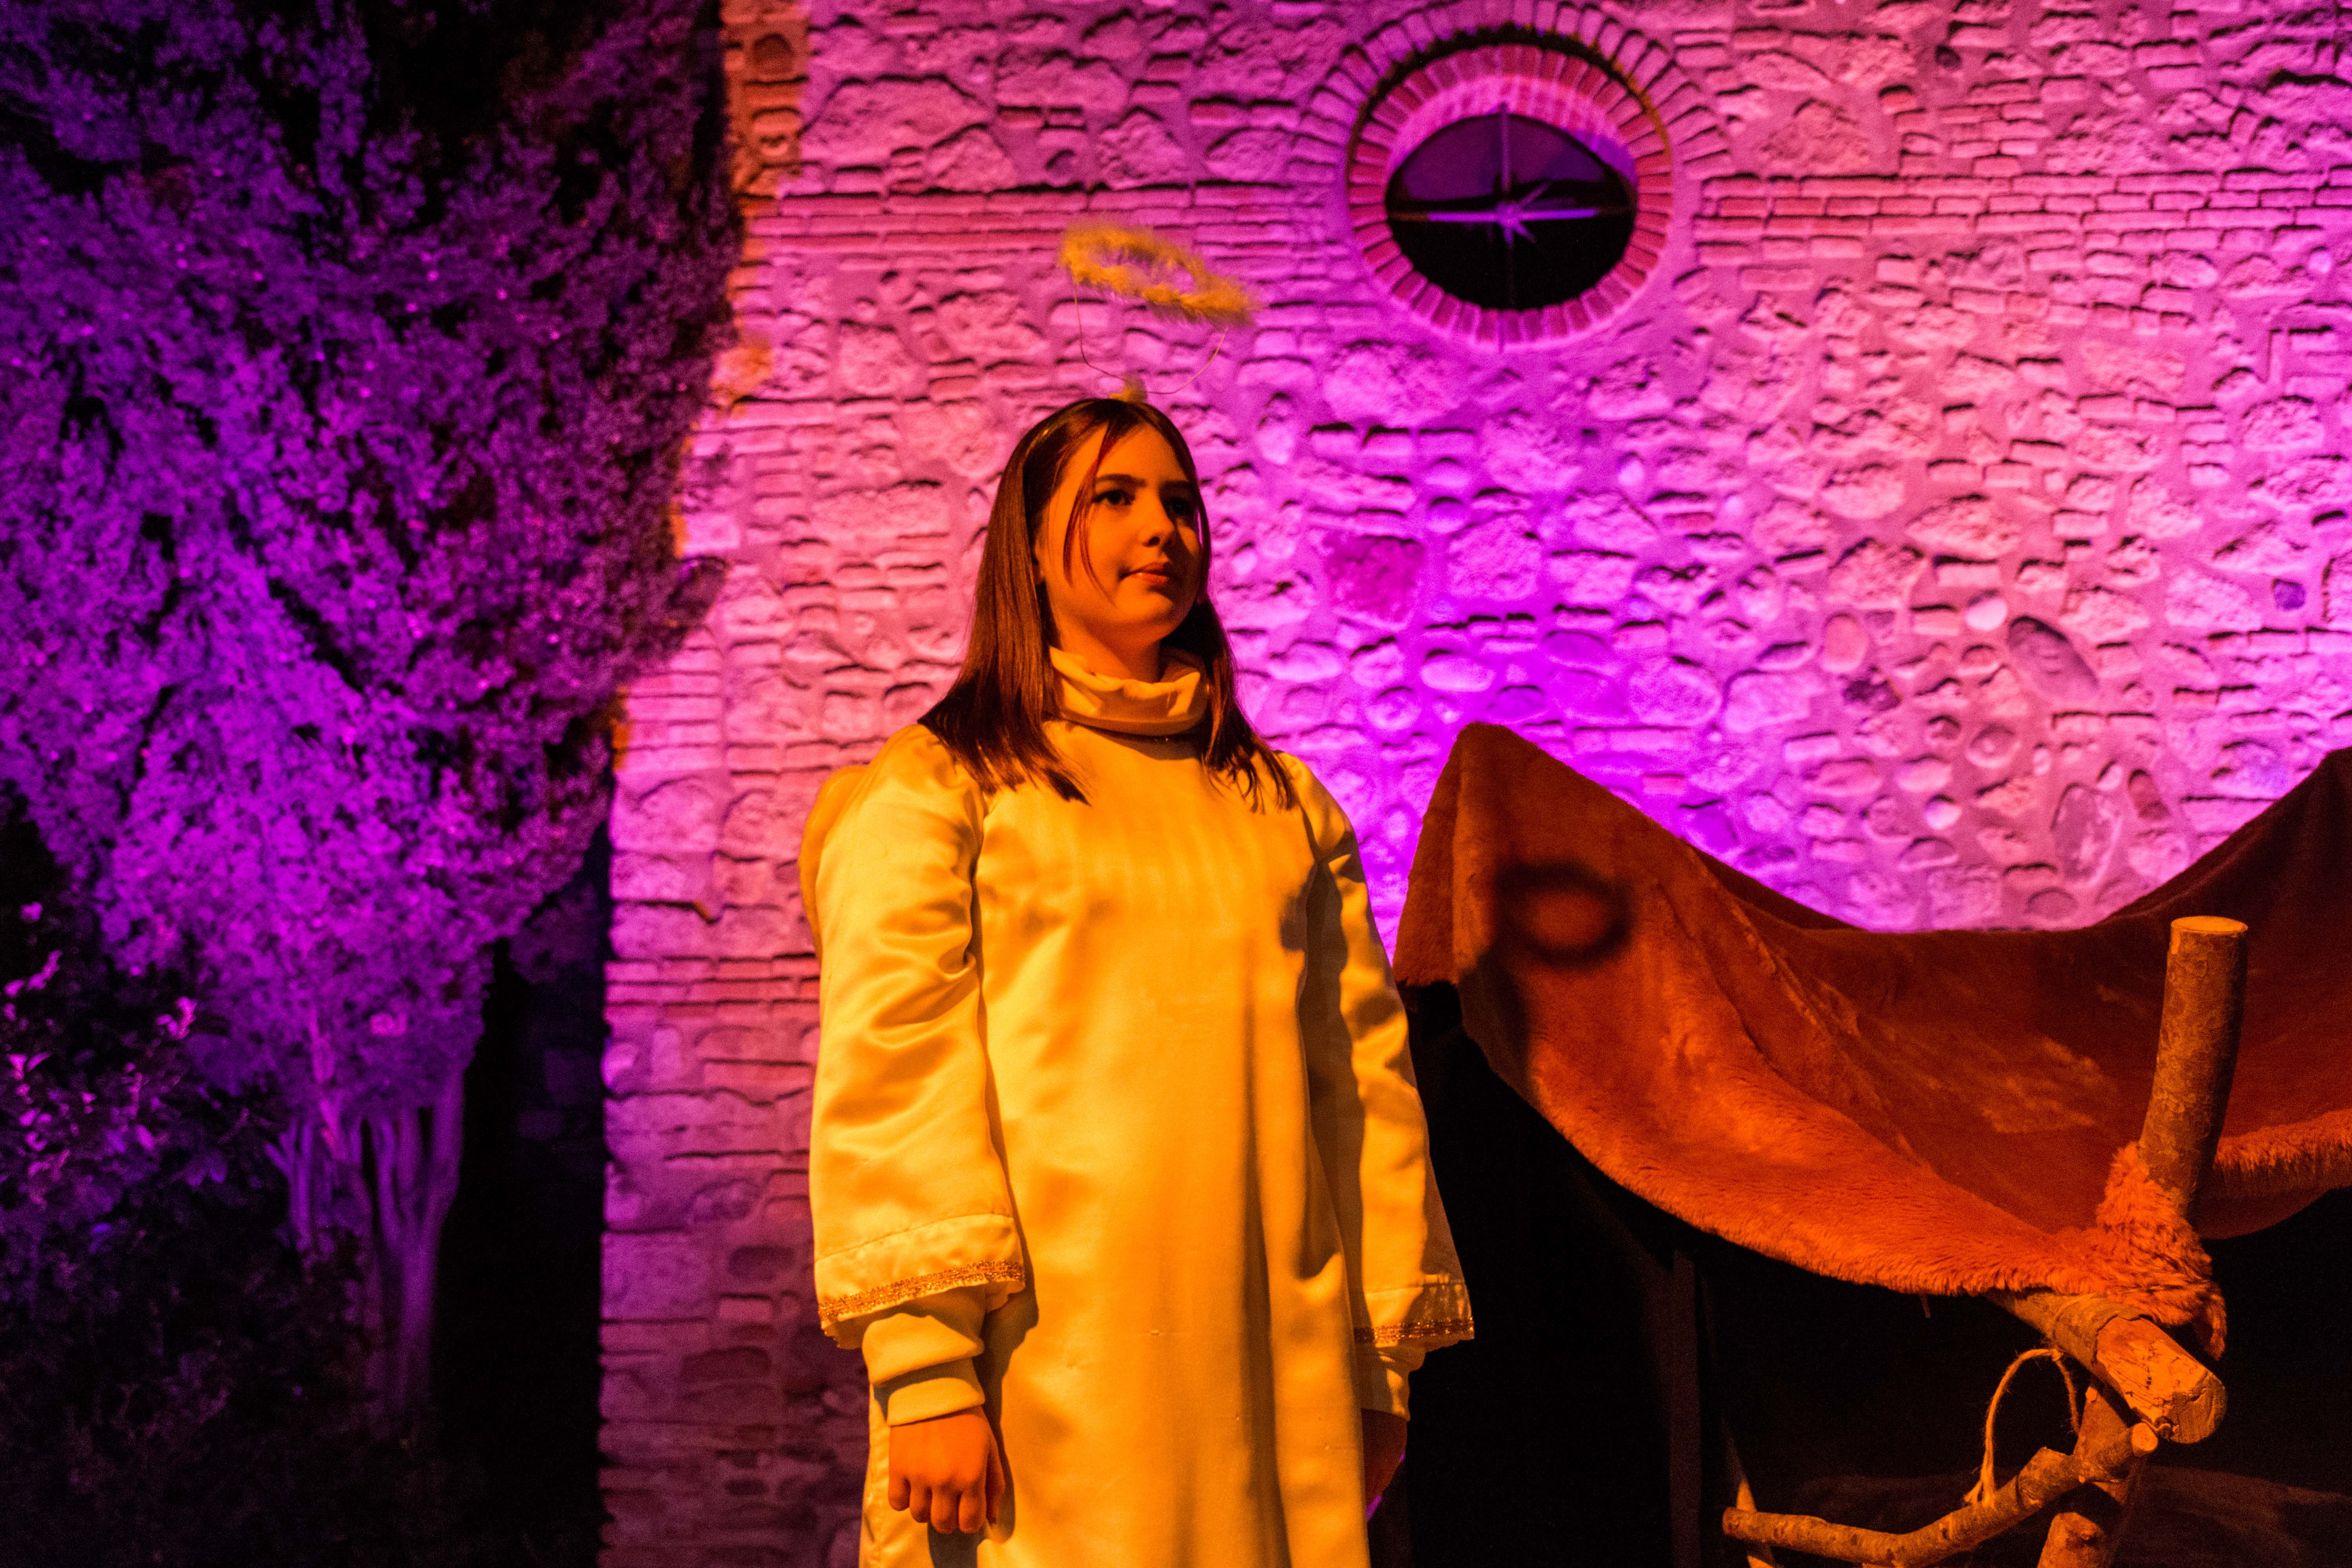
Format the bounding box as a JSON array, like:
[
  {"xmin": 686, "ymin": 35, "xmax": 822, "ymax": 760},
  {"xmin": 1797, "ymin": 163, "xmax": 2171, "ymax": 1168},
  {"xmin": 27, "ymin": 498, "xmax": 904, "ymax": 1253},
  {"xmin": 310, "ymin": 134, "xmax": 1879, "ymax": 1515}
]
[
  {"xmin": 1357, "ymin": 1315, "xmax": 1476, "ymax": 1347},
  {"xmin": 817, "ymin": 1261, "xmax": 1027, "ymax": 1329}
]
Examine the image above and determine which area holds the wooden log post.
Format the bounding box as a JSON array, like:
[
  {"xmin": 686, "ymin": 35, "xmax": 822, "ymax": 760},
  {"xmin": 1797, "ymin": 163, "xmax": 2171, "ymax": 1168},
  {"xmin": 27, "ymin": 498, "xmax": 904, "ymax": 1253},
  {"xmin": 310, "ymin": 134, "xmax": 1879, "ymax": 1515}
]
[
  {"xmin": 2138, "ymin": 916, "xmax": 2249, "ymax": 1222},
  {"xmin": 2034, "ymin": 916, "xmax": 2247, "ymax": 1568},
  {"xmin": 2034, "ymin": 1383, "xmax": 2140, "ymax": 1568}
]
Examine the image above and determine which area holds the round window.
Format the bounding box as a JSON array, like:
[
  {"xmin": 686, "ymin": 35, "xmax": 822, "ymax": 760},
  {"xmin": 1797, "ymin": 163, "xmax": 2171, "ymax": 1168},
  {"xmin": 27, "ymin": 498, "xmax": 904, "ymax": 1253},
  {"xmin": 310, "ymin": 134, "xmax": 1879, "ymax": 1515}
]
[
  {"xmin": 1342, "ymin": 36, "xmax": 1684, "ymax": 345},
  {"xmin": 1385, "ymin": 107, "xmax": 1636, "ymax": 313}
]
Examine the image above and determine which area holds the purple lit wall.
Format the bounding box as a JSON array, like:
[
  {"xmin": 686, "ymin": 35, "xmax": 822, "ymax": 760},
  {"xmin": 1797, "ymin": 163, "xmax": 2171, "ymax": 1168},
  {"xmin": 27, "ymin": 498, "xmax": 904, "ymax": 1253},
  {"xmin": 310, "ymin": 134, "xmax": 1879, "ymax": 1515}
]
[{"xmin": 601, "ymin": 1, "xmax": 2352, "ymax": 1561}]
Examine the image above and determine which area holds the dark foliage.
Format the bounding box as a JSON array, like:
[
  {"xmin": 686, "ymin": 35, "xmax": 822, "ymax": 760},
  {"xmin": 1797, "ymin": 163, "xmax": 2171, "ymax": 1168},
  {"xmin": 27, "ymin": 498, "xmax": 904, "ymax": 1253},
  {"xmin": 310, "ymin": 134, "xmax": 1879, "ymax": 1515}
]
[
  {"xmin": 0, "ymin": 797, "xmax": 502, "ymax": 1568},
  {"xmin": 0, "ymin": 0, "xmax": 735, "ymax": 1119}
]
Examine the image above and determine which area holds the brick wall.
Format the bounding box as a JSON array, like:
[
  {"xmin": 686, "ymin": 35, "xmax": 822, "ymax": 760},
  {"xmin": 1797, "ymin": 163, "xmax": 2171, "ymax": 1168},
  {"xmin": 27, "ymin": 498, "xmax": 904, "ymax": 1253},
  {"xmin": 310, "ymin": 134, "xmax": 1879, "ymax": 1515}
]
[{"xmin": 599, "ymin": 1, "xmax": 2352, "ymax": 1561}]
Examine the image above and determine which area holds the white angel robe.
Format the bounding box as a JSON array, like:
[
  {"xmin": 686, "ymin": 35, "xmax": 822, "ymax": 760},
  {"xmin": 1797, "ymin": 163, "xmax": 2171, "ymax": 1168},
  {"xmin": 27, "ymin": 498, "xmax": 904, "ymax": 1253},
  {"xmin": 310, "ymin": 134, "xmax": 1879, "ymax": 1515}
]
[{"xmin": 802, "ymin": 648, "xmax": 1472, "ymax": 1568}]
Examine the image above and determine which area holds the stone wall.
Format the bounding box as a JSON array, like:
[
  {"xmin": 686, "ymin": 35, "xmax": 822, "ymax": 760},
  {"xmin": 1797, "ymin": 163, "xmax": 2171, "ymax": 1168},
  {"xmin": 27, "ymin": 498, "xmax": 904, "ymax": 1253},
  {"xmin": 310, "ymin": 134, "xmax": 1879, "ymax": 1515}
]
[{"xmin": 599, "ymin": 0, "xmax": 2352, "ymax": 1561}]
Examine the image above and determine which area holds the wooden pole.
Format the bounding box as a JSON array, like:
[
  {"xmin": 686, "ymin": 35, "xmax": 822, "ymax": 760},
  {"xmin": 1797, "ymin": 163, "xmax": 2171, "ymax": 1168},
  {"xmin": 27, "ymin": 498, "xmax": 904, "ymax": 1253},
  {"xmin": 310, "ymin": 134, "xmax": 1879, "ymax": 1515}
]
[
  {"xmin": 2138, "ymin": 916, "xmax": 2248, "ymax": 1221},
  {"xmin": 2034, "ymin": 915, "xmax": 2247, "ymax": 1568},
  {"xmin": 1720, "ymin": 1423, "xmax": 2157, "ymax": 1568},
  {"xmin": 2034, "ymin": 1384, "xmax": 2143, "ymax": 1568}
]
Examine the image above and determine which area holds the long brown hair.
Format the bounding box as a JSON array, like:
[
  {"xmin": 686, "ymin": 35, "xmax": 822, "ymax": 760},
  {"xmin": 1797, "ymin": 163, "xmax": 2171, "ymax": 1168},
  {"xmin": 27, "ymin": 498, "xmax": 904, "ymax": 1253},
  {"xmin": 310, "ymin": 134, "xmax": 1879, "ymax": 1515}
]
[{"xmin": 921, "ymin": 396, "xmax": 1296, "ymax": 809}]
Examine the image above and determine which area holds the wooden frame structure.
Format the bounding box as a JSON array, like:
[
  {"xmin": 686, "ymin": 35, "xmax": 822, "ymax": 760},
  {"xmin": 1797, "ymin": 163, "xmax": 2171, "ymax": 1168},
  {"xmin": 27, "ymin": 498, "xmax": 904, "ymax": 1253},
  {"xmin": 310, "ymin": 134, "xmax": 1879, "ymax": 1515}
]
[{"xmin": 1721, "ymin": 916, "xmax": 2250, "ymax": 1568}]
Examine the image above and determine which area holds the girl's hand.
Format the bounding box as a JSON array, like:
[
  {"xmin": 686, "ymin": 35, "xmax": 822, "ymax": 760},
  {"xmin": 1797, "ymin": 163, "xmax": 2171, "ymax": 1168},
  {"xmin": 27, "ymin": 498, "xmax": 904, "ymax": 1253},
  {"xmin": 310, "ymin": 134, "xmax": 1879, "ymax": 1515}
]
[
  {"xmin": 1363, "ymin": 1409, "xmax": 1408, "ymax": 1502},
  {"xmin": 888, "ymin": 1410, "xmax": 1005, "ymax": 1535}
]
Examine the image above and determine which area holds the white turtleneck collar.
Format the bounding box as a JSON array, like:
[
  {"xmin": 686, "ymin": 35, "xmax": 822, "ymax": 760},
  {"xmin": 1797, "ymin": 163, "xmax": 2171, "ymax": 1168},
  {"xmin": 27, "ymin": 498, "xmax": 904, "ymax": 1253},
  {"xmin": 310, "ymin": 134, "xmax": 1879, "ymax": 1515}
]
[{"xmin": 1049, "ymin": 646, "xmax": 1212, "ymax": 737}]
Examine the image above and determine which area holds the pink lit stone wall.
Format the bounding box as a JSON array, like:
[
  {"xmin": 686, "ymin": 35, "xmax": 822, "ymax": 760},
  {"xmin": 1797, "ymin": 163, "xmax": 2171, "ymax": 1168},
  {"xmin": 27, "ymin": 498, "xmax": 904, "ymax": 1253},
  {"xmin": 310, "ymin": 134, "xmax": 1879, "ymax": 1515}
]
[{"xmin": 599, "ymin": 0, "xmax": 2352, "ymax": 1560}]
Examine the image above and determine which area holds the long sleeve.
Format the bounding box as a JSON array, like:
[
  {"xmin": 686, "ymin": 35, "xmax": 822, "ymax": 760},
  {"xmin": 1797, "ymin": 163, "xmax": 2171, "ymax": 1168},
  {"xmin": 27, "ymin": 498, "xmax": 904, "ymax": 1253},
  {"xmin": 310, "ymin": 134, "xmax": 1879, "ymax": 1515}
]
[
  {"xmin": 804, "ymin": 728, "xmax": 1025, "ymax": 1353},
  {"xmin": 1361, "ymin": 1344, "xmax": 1426, "ymax": 1419},
  {"xmin": 859, "ymin": 1287, "xmax": 989, "ymax": 1425},
  {"xmin": 1285, "ymin": 757, "xmax": 1474, "ymax": 1416}
]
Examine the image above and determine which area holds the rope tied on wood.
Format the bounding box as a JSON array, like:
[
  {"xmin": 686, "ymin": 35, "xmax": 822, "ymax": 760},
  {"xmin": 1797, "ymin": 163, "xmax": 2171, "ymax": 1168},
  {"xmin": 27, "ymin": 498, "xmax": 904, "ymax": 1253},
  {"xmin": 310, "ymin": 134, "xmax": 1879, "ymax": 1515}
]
[{"xmin": 1965, "ymin": 1347, "xmax": 2080, "ymax": 1509}]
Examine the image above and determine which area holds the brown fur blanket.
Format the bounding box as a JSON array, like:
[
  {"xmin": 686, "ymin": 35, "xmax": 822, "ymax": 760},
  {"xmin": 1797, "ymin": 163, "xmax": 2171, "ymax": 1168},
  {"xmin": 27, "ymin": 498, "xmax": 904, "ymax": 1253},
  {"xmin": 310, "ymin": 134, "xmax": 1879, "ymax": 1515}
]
[{"xmin": 1393, "ymin": 726, "xmax": 2352, "ymax": 1347}]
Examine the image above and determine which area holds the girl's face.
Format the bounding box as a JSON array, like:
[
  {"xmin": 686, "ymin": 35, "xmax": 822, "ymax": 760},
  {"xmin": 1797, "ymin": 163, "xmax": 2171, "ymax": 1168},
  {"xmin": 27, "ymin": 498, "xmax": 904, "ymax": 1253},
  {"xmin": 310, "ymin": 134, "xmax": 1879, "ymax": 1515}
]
[{"xmin": 1033, "ymin": 423, "xmax": 1203, "ymax": 679}]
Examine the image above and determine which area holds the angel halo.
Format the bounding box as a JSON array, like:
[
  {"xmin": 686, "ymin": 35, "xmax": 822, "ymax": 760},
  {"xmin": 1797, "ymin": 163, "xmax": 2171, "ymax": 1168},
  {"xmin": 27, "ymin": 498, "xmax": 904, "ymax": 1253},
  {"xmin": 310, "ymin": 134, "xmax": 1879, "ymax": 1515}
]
[{"xmin": 1057, "ymin": 224, "xmax": 1259, "ymax": 399}]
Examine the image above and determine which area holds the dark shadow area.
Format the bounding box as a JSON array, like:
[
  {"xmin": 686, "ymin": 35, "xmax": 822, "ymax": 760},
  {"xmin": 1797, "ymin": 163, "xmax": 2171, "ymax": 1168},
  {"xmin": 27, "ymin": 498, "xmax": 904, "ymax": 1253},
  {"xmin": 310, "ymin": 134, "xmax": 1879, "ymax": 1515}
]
[
  {"xmin": 2191, "ymin": 1185, "xmax": 2352, "ymax": 1493},
  {"xmin": 437, "ymin": 832, "xmax": 613, "ymax": 1566},
  {"xmin": 1403, "ymin": 989, "xmax": 1680, "ymax": 1568},
  {"xmin": 1492, "ymin": 859, "xmax": 1634, "ymax": 968},
  {"xmin": 1402, "ymin": 983, "xmax": 2352, "ymax": 1568}
]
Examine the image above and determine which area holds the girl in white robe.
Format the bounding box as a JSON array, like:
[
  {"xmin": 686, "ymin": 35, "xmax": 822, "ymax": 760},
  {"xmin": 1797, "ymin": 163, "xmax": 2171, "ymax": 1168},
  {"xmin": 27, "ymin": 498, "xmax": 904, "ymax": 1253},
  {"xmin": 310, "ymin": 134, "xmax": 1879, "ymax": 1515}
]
[{"xmin": 803, "ymin": 395, "xmax": 1470, "ymax": 1568}]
